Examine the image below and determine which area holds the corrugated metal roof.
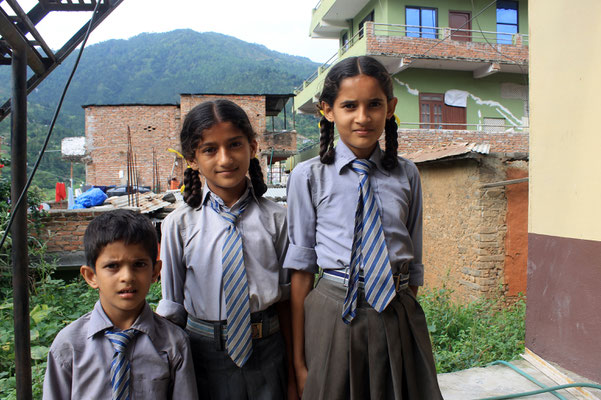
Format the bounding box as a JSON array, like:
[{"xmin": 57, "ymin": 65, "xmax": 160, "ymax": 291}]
[
  {"xmin": 265, "ymin": 187, "xmax": 287, "ymax": 201},
  {"xmin": 403, "ymin": 142, "xmax": 490, "ymax": 164},
  {"xmin": 103, "ymin": 192, "xmax": 173, "ymax": 214}
]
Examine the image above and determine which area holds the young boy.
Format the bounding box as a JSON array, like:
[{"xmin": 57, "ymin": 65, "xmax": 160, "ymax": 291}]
[{"xmin": 43, "ymin": 209, "xmax": 198, "ymax": 399}]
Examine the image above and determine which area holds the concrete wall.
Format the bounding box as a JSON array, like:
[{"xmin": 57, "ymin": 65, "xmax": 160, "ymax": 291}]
[
  {"xmin": 391, "ymin": 69, "xmax": 529, "ymax": 132},
  {"xmin": 528, "ymin": 0, "xmax": 601, "ymax": 382}
]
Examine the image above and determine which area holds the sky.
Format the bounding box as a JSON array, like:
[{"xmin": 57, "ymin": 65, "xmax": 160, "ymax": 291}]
[{"xmin": 3, "ymin": 0, "xmax": 339, "ymax": 64}]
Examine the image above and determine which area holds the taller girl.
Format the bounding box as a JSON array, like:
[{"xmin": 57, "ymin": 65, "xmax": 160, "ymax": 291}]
[
  {"xmin": 158, "ymin": 100, "xmax": 295, "ymax": 399},
  {"xmin": 285, "ymin": 56, "xmax": 443, "ymax": 399}
]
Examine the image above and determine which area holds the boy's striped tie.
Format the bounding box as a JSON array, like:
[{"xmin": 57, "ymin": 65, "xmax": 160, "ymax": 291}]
[
  {"xmin": 105, "ymin": 328, "xmax": 139, "ymax": 400},
  {"xmin": 210, "ymin": 194, "xmax": 253, "ymax": 367},
  {"xmin": 342, "ymin": 159, "xmax": 396, "ymax": 324}
]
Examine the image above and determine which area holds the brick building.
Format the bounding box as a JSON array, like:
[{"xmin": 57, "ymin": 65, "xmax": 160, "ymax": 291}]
[{"xmin": 83, "ymin": 93, "xmax": 297, "ymax": 189}]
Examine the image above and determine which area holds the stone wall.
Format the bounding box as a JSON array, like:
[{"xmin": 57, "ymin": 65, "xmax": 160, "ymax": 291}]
[{"xmin": 419, "ymin": 155, "xmax": 528, "ymax": 301}]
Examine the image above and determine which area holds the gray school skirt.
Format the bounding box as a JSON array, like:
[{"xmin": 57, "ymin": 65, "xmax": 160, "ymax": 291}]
[{"xmin": 303, "ymin": 278, "xmax": 443, "ymax": 400}]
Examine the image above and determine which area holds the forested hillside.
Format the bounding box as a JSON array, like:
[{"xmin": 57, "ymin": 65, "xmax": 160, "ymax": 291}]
[{"xmin": 0, "ymin": 29, "xmax": 320, "ymax": 191}]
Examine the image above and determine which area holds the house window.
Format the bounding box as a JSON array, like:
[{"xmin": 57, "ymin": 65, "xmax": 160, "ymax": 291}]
[
  {"xmin": 497, "ymin": 0, "xmax": 518, "ymax": 44},
  {"xmin": 419, "ymin": 93, "xmax": 466, "ymax": 129},
  {"xmin": 483, "ymin": 117, "xmax": 506, "ymax": 133},
  {"xmin": 406, "ymin": 7, "xmax": 438, "ymax": 39},
  {"xmin": 358, "ymin": 10, "xmax": 374, "ymax": 38},
  {"xmin": 341, "ymin": 31, "xmax": 349, "ymax": 51}
]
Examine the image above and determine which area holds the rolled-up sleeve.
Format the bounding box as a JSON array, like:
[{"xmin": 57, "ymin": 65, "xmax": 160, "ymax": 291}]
[
  {"xmin": 405, "ymin": 162, "xmax": 424, "ymax": 286},
  {"xmin": 156, "ymin": 214, "xmax": 188, "ymax": 328},
  {"xmin": 283, "ymin": 167, "xmax": 318, "ymax": 274}
]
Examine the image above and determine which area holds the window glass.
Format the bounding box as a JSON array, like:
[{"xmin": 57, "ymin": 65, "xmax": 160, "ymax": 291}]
[
  {"xmin": 497, "ymin": 0, "xmax": 518, "ymax": 44},
  {"xmin": 406, "ymin": 7, "xmax": 437, "ymax": 38}
]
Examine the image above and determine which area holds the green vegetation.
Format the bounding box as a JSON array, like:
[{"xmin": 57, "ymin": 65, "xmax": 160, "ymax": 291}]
[
  {"xmin": 0, "ymin": 29, "xmax": 321, "ymax": 195},
  {"xmin": 0, "ymin": 272, "xmax": 162, "ymax": 399},
  {"xmin": 421, "ymin": 286, "xmax": 526, "ymax": 373},
  {"xmin": 0, "ymin": 270, "xmax": 524, "ymax": 398}
]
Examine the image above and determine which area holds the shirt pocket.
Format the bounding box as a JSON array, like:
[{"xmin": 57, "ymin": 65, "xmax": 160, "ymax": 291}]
[{"xmin": 131, "ymin": 351, "xmax": 171, "ymax": 398}]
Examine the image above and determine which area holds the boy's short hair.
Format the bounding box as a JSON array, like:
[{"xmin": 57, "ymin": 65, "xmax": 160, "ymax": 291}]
[{"xmin": 84, "ymin": 209, "xmax": 158, "ymax": 269}]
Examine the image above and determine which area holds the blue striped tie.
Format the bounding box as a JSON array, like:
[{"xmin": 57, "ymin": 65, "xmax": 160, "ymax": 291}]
[
  {"xmin": 342, "ymin": 159, "xmax": 396, "ymax": 324},
  {"xmin": 210, "ymin": 194, "xmax": 253, "ymax": 367},
  {"xmin": 105, "ymin": 328, "xmax": 139, "ymax": 400}
]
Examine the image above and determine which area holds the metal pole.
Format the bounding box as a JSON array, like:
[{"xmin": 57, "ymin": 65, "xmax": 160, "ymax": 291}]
[{"xmin": 11, "ymin": 39, "xmax": 32, "ymax": 400}]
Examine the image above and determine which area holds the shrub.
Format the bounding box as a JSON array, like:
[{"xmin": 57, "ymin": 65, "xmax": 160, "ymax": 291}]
[{"xmin": 420, "ymin": 286, "xmax": 526, "ymax": 373}]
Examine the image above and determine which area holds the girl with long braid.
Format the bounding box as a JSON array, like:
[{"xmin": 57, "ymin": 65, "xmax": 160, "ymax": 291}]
[
  {"xmin": 157, "ymin": 100, "xmax": 296, "ymax": 399},
  {"xmin": 285, "ymin": 56, "xmax": 443, "ymax": 399}
]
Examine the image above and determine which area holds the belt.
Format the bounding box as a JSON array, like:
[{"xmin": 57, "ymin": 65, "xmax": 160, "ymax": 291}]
[
  {"xmin": 321, "ymin": 269, "xmax": 410, "ymax": 292},
  {"xmin": 186, "ymin": 306, "xmax": 280, "ymax": 351}
]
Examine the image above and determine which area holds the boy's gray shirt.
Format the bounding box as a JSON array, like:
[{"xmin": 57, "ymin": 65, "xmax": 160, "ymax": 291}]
[{"xmin": 43, "ymin": 300, "xmax": 198, "ymax": 399}]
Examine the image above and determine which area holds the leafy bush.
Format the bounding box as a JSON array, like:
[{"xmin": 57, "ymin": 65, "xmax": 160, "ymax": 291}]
[{"xmin": 420, "ymin": 286, "xmax": 526, "ymax": 373}]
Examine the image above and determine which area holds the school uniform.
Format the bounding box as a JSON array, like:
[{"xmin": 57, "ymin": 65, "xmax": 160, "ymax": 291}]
[
  {"xmin": 285, "ymin": 141, "xmax": 443, "ymax": 400},
  {"xmin": 157, "ymin": 183, "xmax": 289, "ymax": 400},
  {"xmin": 43, "ymin": 301, "xmax": 198, "ymax": 400}
]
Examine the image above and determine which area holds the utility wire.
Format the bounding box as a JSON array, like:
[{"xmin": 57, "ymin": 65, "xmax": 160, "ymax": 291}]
[
  {"xmin": 419, "ymin": 0, "xmax": 498, "ymax": 58},
  {"xmin": 0, "ymin": 0, "xmax": 102, "ymax": 249}
]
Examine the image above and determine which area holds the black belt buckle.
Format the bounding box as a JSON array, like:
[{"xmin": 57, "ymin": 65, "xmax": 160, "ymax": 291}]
[{"xmin": 213, "ymin": 322, "xmax": 224, "ymax": 351}]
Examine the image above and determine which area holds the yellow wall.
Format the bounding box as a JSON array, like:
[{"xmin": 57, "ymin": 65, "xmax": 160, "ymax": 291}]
[{"xmin": 529, "ymin": 0, "xmax": 601, "ymax": 241}]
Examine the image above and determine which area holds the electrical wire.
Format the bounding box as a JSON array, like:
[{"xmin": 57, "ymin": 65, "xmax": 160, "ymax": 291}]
[
  {"xmin": 419, "ymin": 0, "xmax": 498, "ymax": 58},
  {"xmin": 0, "ymin": 0, "xmax": 102, "ymax": 249}
]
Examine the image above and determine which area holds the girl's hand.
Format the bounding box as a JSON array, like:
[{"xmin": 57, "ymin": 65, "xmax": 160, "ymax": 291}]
[
  {"xmin": 287, "ymin": 373, "xmax": 300, "ymax": 400},
  {"xmin": 295, "ymin": 364, "xmax": 308, "ymax": 398}
]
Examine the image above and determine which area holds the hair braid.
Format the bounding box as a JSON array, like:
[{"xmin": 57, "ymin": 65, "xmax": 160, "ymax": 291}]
[
  {"xmin": 381, "ymin": 116, "xmax": 399, "ymax": 170},
  {"xmin": 319, "ymin": 116, "xmax": 335, "ymax": 164},
  {"xmin": 249, "ymin": 158, "xmax": 267, "ymax": 198},
  {"xmin": 183, "ymin": 168, "xmax": 203, "ymax": 208}
]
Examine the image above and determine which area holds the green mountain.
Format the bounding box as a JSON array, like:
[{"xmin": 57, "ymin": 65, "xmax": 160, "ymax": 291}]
[{"xmin": 0, "ymin": 29, "xmax": 321, "ymax": 192}]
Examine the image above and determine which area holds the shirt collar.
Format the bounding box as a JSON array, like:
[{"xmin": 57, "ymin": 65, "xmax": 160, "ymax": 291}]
[
  {"xmin": 334, "ymin": 140, "xmax": 389, "ymax": 176},
  {"xmin": 201, "ymin": 177, "xmax": 257, "ymax": 210},
  {"xmin": 87, "ymin": 300, "xmax": 155, "ymax": 340}
]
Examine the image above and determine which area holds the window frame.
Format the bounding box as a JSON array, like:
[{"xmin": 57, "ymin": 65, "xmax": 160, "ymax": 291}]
[
  {"xmin": 405, "ymin": 6, "xmax": 439, "ymax": 39},
  {"xmin": 496, "ymin": 0, "xmax": 519, "ymax": 44},
  {"xmin": 358, "ymin": 10, "xmax": 374, "ymax": 39}
]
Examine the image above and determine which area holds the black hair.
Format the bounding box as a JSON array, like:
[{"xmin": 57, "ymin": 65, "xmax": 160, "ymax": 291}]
[
  {"xmin": 318, "ymin": 56, "xmax": 399, "ymax": 170},
  {"xmin": 180, "ymin": 99, "xmax": 267, "ymax": 208},
  {"xmin": 84, "ymin": 209, "xmax": 158, "ymax": 270}
]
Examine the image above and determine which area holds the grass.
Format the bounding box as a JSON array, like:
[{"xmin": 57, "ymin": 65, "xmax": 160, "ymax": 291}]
[{"xmin": 420, "ymin": 286, "xmax": 526, "ymax": 373}]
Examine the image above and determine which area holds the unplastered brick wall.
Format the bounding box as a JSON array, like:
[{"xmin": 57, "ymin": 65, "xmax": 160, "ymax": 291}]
[
  {"xmin": 180, "ymin": 94, "xmax": 268, "ymax": 150},
  {"xmin": 418, "ymin": 155, "xmax": 525, "ymax": 302},
  {"xmin": 38, "ymin": 209, "xmax": 112, "ymax": 266},
  {"xmin": 85, "ymin": 105, "xmax": 182, "ymax": 188},
  {"xmin": 364, "ymin": 22, "xmax": 528, "ymax": 66},
  {"xmin": 396, "ymin": 128, "xmax": 529, "ymax": 154},
  {"xmin": 85, "ymin": 95, "xmax": 295, "ymax": 188}
]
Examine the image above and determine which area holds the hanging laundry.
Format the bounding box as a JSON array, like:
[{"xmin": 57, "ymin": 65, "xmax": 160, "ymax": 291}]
[{"xmin": 55, "ymin": 182, "xmax": 66, "ymax": 202}]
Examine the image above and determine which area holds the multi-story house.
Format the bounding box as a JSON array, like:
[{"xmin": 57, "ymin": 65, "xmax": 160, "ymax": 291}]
[
  {"xmin": 291, "ymin": 1, "xmax": 530, "ymax": 301},
  {"xmin": 294, "ymin": 0, "xmax": 529, "ymax": 154}
]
